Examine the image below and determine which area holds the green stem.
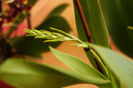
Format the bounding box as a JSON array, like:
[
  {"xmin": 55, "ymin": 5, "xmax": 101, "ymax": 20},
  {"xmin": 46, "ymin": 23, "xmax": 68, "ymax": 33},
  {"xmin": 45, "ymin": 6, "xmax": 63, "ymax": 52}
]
[
  {"xmin": 76, "ymin": 38, "xmax": 109, "ymax": 78},
  {"xmin": 90, "ymin": 49, "xmax": 109, "ymax": 78}
]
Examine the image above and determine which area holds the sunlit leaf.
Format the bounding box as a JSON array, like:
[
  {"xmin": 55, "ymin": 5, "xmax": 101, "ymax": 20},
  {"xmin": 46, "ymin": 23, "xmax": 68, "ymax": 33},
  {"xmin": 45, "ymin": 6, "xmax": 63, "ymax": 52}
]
[
  {"xmin": 91, "ymin": 44, "xmax": 133, "ymax": 88},
  {"xmin": 0, "ymin": 58, "xmax": 110, "ymax": 88},
  {"xmin": 50, "ymin": 47, "xmax": 110, "ymax": 85}
]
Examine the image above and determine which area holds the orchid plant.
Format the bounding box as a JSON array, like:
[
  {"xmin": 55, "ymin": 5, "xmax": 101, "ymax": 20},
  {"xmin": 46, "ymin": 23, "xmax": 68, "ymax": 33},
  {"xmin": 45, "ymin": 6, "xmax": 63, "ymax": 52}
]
[{"xmin": 0, "ymin": 0, "xmax": 133, "ymax": 88}]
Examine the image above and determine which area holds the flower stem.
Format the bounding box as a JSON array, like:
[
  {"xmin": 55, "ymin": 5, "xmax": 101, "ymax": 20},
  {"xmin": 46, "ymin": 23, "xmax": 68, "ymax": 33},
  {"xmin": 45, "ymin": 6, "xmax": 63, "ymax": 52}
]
[
  {"xmin": 27, "ymin": 12, "xmax": 31, "ymax": 29},
  {"xmin": 74, "ymin": 0, "xmax": 92, "ymax": 42}
]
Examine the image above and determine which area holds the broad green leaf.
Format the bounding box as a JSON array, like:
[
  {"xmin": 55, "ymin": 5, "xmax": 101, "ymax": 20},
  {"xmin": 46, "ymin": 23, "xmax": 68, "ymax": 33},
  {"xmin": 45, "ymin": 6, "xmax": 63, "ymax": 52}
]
[
  {"xmin": 91, "ymin": 44, "xmax": 133, "ymax": 88},
  {"xmin": 73, "ymin": 0, "xmax": 109, "ymax": 47},
  {"xmin": 100, "ymin": 0, "xmax": 133, "ymax": 58},
  {"xmin": 110, "ymin": 72, "xmax": 121, "ymax": 88},
  {"xmin": 10, "ymin": 36, "xmax": 50, "ymax": 58},
  {"xmin": 0, "ymin": 58, "xmax": 110, "ymax": 88},
  {"xmin": 50, "ymin": 47, "xmax": 110, "ymax": 85}
]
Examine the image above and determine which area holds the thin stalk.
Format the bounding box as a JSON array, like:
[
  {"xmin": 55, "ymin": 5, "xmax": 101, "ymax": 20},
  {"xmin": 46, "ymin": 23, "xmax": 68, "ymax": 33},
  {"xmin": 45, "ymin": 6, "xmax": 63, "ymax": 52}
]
[
  {"xmin": 74, "ymin": 0, "xmax": 109, "ymax": 76},
  {"xmin": 90, "ymin": 49, "xmax": 110, "ymax": 78},
  {"xmin": 27, "ymin": 12, "xmax": 31, "ymax": 29},
  {"xmin": 74, "ymin": 0, "xmax": 92, "ymax": 42}
]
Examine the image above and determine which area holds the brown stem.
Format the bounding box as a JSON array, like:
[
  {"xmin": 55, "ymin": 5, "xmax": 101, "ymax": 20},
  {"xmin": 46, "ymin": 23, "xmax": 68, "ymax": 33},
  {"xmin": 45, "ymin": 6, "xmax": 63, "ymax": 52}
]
[
  {"xmin": 74, "ymin": 0, "xmax": 92, "ymax": 42},
  {"xmin": 74, "ymin": 0, "xmax": 105, "ymax": 75},
  {"xmin": 27, "ymin": 13, "xmax": 31, "ymax": 29}
]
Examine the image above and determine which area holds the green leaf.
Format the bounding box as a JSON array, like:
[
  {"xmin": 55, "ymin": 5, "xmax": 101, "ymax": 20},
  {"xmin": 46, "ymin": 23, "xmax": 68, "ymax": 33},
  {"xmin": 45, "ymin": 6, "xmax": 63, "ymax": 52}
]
[
  {"xmin": 10, "ymin": 16, "xmax": 71, "ymax": 58},
  {"xmin": 10, "ymin": 36, "xmax": 61, "ymax": 58},
  {"xmin": 100, "ymin": 0, "xmax": 133, "ymax": 58},
  {"xmin": 50, "ymin": 47, "xmax": 110, "ymax": 85},
  {"xmin": 0, "ymin": 58, "xmax": 110, "ymax": 88},
  {"xmin": 73, "ymin": 0, "xmax": 109, "ymax": 47},
  {"xmin": 36, "ymin": 4, "xmax": 70, "ymax": 30},
  {"xmin": 72, "ymin": 2, "xmax": 97, "ymax": 67},
  {"xmin": 73, "ymin": 0, "xmax": 109, "ymax": 69},
  {"xmin": 36, "ymin": 16, "xmax": 71, "ymax": 33},
  {"xmin": 10, "ymin": 4, "xmax": 71, "ymax": 58},
  {"xmin": 91, "ymin": 44, "xmax": 133, "ymax": 88}
]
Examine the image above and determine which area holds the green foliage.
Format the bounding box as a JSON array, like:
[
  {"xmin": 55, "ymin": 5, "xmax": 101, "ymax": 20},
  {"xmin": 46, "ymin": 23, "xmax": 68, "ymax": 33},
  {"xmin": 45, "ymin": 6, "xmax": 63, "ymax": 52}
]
[
  {"xmin": 10, "ymin": 36, "xmax": 46, "ymax": 58},
  {"xmin": 10, "ymin": 4, "xmax": 71, "ymax": 58},
  {"xmin": 0, "ymin": 0, "xmax": 133, "ymax": 88},
  {"xmin": 73, "ymin": 0, "xmax": 109, "ymax": 68},
  {"xmin": 25, "ymin": 28, "xmax": 76, "ymax": 43},
  {"xmin": 91, "ymin": 44, "xmax": 133, "ymax": 88},
  {"xmin": 99, "ymin": 0, "xmax": 133, "ymax": 58},
  {"xmin": 50, "ymin": 47, "xmax": 110, "ymax": 85},
  {"xmin": 26, "ymin": 28, "xmax": 133, "ymax": 88},
  {"xmin": 73, "ymin": 0, "xmax": 133, "ymax": 58},
  {"xmin": 73, "ymin": 0, "xmax": 109, "ymax": 47},
  {"xmin": 0, "ymin": 58, "xmax": 110, "ymax": 88}
]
